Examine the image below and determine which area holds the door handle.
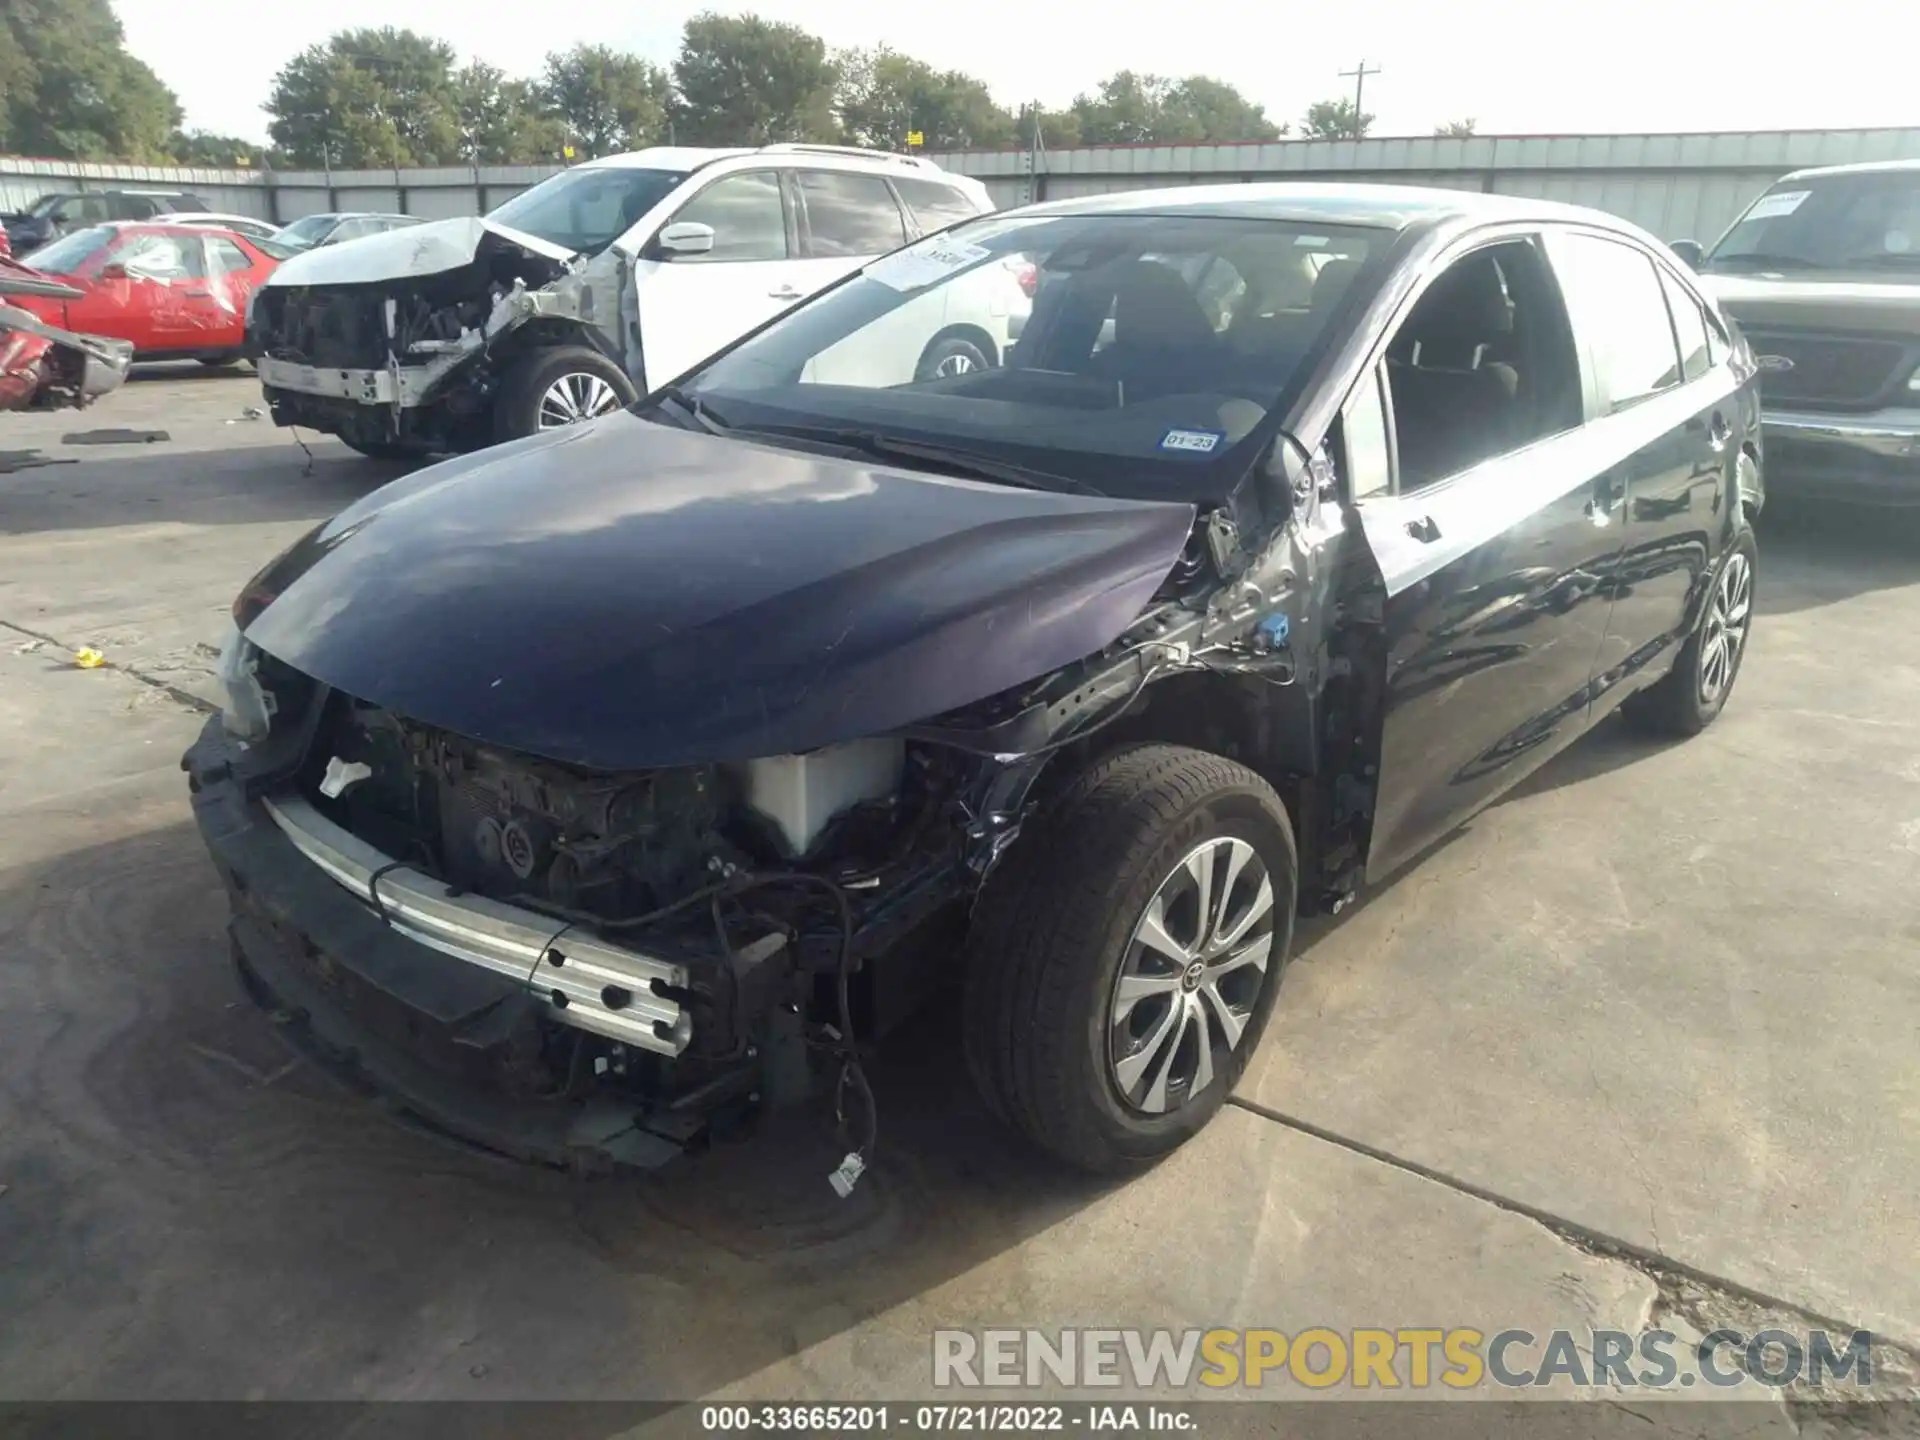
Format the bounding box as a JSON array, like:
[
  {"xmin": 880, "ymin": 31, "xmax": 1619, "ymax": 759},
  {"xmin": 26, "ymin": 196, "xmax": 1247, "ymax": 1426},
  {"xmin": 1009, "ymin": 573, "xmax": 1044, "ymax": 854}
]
[
  {"xmin": 1404, "ymin": 515, "xmax": 1442, "ymax": 543},
  {"xmin": 768, "ymin": 286, "xmax": 802, "ymax": 301},
  {"xmin": 184, "ymin": 288, "xmax": 210, "ymax": 298}
]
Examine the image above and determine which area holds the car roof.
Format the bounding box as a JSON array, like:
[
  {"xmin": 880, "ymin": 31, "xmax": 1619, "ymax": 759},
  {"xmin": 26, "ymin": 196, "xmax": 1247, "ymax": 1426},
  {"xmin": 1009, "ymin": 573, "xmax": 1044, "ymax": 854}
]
[
  {"xmin": 581, "ymin": 142, "xmax": 966, "ymax": 180},
  {"xmin": 1778, "ymin": 157, "xmax": 1920, "ymax": 182},
  {"xmin": 1014, "ymin": 180, "xmax": 1654, "ymax": 237}
]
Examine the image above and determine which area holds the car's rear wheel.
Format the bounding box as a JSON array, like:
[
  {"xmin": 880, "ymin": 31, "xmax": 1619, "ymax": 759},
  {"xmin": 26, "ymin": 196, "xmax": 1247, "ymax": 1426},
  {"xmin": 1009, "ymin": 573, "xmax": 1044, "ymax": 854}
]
[
  {"xmin": 962, "ymin": 744, "xmax": 1296, "ymax": 1172},
  {"xmin": 492, "ymin": 346, "xmax": 636, "ymax": 443},
  {"xmin": 1624, "ymin": 526, "xmax": 1757, "ymax": 737}
]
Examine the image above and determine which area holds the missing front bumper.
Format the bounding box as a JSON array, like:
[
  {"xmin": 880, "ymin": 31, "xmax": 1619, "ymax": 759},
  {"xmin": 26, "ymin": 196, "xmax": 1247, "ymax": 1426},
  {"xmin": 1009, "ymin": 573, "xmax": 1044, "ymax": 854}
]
[{"xmin": 184, "ymin": 718, "xmax": 731, "ymax": 1172}]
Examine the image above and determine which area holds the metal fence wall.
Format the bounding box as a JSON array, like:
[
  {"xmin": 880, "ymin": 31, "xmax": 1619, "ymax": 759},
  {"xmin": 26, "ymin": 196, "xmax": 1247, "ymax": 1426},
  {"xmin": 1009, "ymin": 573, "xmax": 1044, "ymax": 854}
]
[{"xmin": 4, "ymin": 126, "xmax": 1918, "ymax": 243}]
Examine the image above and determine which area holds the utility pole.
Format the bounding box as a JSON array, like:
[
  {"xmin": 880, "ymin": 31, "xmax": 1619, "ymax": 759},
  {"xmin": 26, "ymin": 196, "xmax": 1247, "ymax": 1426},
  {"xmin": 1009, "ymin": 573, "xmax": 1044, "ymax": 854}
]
[{"xmin": 1338, "ymin": 58, "xmax": 1380, "ymax": 134}]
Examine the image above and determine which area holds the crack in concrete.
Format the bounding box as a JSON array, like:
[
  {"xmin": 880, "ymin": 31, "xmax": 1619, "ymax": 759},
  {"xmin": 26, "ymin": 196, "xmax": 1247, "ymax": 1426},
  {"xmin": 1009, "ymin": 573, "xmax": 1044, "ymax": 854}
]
[
  {"xmin": 2, "ymin": 618, "xmax": 217, "ymax": 717},
  {"xmin": 1229, "ymin": 1093, "xmax": 1920, "ymax": 1387}
]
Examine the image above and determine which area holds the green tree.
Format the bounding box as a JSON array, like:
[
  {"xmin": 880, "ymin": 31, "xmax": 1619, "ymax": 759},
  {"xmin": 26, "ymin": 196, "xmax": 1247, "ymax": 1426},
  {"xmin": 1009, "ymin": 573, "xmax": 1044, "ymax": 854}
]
[
  {"xmin": 266, "ymin": 28, "xmax": 464, "ymax": 167},
  {"xmin": 0, "ymin": 0, "xmax": 181, "ymax": 160},
  {"xmin": 1070, "ymin": 72, "xmax": 1281, "ymax": 145},
  {"xmin": 835, "ymin": 46, "xmax": 1016, "ymax": 151},
  {"xmin": 1021, "ymin": 104, "xmax": 1081, "ymax": 151},
  {"xmin": 539, "ymin": 43, "xmax": 673, "ymax": 157},
  {"xmin": 456, "ymin": 62, "xmax": 567, "ymax": 164},
  {"xmin": 169, "ymin": 130, "xmax": 263, "ymax": 167},
  {"xmin": 1162, "ymin": 77, "xmax": 1285, "ymax": 142},
  {"xmin": 1434, "ymin": 117, "xmax": 1477, "ymax": 137},
  {"xmin": 672, "ymin": 12, "xmax": 839, "ymax": 145},
  {"xmin": 1300, "ymin": 97, "xmax": 1373, "ymax": 140}
]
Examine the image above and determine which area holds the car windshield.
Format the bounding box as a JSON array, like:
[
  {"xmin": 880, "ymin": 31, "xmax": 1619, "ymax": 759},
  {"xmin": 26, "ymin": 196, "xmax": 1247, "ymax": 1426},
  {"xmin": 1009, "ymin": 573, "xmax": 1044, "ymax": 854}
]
[
  {"xmin": 253, "ymin": 236, "xmax": 299, "ymax": 262},
  {"xmin": 275, "ymin": 214, "xmax": 338, "ymax": 249},
  {"xmin": 673, "ymin": 210, "xmax": 1384, "ymax": 500},
  {"xmin": 25, "ymin": 194, "xmax": 69, "ymax": 219},
  {"xmin": 486, "ymin": 167, "xmax": 687, "ymax": 256},
  {"xmin": 20, "ymin": 226, "xmax": 113, "ymax": 274},
  {"xmin": 1707, "ymin": 171, "xmax": 1920, "ymax": 272}
]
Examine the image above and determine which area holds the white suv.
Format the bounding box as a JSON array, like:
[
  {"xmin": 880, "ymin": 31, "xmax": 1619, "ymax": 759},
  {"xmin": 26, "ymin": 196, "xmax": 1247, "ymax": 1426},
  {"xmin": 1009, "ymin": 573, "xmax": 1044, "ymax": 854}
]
[{"xmin": 246, "ymin": 144, "xmax": 1008, "ymax": 459}]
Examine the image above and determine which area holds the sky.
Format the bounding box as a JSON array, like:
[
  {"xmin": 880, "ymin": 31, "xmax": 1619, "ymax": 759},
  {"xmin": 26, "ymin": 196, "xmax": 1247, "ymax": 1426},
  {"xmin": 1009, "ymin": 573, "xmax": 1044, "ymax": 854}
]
[{"xmin": 122, "ymin": 0, "xmax": 1920, "ymax": 145}]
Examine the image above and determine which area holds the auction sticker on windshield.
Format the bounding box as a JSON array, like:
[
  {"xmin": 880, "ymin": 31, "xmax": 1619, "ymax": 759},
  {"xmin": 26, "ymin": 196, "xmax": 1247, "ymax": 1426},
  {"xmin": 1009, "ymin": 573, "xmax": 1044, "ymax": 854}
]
[
  {"xmin": 867, "ymin": 238, "xmax": 993, "ymax": 292},
  {"xmin": 1744, "ymin": 190, "xmax": 1810, "ymax": 221}
]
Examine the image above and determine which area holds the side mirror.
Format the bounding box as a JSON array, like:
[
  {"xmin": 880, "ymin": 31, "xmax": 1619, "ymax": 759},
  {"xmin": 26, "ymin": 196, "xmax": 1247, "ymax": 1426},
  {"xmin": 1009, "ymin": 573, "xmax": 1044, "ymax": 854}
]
[
  {"xmin": 97, "ymin": 262, "xmax": 128, "ymax": 280},
  {"xmin": 656, "ymin": 221, "xmax": 716, "ymax": 257},
  {"xmin": 1668, "ymin": 239, "xmax": 1704, "ymax": 269}
]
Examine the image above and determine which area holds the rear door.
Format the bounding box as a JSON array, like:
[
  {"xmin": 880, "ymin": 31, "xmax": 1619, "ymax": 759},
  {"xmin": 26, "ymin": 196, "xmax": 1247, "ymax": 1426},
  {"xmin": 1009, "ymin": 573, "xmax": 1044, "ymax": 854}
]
[
  {"xmin": 787, "ymin": 166, "xmax": 912, "ymax": 297},
  {"xmin": 1348, "ymin": 233, "xmax": 1624, "ymax": 879},
  {"xmin": 632, "ymin": 168, "xmax": 798, "ymax": 390},
  {"xmin": 1545, "ymin": 231, "xmax": 1741, "ymax": 715},
  {"xmin": 196, "ymin": 234, "xmax": 261, "ymax": 347}
]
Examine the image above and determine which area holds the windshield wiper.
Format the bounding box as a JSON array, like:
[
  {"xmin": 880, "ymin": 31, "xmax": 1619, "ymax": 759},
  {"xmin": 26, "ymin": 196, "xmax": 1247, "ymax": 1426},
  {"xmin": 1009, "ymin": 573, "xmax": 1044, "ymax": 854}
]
[
  {"xmin": 1707, "ymin": 251, "xmax": 1824, "ymax": 272},
  {"xmin": 761, "ymin": 425, "xmax": 1108, "ymax": 497},
  {"xmin": 649, "ymin": 385, "xmax": 731, "ymax": 435}
]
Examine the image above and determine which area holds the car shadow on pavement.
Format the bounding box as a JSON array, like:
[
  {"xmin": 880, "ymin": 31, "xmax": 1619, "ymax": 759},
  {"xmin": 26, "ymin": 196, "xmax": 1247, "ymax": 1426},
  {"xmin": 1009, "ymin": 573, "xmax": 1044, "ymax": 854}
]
[
  {"xmin": 1753, "ymin": 500, "xmax": 1920, "ymax": 615},
  {"xmin": 0, "ymin": 437, "xmax": 409, "ymax": 535},
  {"xmin": 0, "ymin": 817, "xmax": 1121, "ymax": 1402}
]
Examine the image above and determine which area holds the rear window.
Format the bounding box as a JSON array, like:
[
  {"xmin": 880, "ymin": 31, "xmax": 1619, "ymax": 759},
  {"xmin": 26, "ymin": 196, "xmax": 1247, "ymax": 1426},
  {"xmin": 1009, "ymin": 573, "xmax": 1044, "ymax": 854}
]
[
  {"xmin": 894, "ymin": 176, "xmax": 986, "ymax": 233},
  {"xmin": 796, "ymin": 170, "xmax": 908, "ymax": 258}
]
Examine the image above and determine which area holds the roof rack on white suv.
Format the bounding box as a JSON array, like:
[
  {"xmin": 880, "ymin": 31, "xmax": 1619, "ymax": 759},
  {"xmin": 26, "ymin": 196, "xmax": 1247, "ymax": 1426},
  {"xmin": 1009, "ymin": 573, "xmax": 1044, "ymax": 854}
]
[{"xmin": 756, "ymin": 142, "xmax": 934, "ymax": 171}]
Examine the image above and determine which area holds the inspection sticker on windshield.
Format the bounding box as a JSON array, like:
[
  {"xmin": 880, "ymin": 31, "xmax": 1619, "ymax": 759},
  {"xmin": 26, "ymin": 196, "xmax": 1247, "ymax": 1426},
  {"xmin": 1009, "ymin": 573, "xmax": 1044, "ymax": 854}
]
[
  {"xmin": 1160, "ymin": 427, "xmax": 1224, "ymax": 455},
  {"xmin": 1744, "ymin": 190, "xmax": 1809, "ymax": 221},
  {"xmin": 866, "ymin": 238, "xmax": 992, "ymax": 291}
]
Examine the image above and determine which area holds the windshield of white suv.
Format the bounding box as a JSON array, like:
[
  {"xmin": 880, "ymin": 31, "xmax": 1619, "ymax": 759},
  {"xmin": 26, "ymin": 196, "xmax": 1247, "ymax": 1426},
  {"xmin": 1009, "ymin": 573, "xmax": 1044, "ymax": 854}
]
[
  {"xmin": 485, "ymin": 167, "xmax": 688, "ymax": 256},
  {"xmin": 1707, "ymin": 171, "xmax": 1920, "ymax": 273},
  {"xmin": 669, "ymin": 210, "xmax": 1384, "ymax": 499}
]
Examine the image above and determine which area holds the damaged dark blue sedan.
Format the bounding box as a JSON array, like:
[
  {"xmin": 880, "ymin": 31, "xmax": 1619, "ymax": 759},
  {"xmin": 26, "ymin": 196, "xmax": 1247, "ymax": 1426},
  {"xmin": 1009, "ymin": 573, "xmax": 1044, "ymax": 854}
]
[{"xmin": 186, "ymin": 184, "xmax": 1764, "ymax": 1178}]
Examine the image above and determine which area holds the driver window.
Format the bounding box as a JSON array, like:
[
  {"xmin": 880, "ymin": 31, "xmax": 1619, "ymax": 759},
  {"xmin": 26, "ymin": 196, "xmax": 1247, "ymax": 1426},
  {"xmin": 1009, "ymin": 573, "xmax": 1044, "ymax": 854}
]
[
  {"xmin": 1384, "ymin": 237, "xmax": 1582, "ymax": 492},
  {"xmin": 670, "ymin": 172, "xmax": 788, "ymax": 262},
  {"xmin": 58, "ymin": 195, "xmax": 110, "ymax": 224}
]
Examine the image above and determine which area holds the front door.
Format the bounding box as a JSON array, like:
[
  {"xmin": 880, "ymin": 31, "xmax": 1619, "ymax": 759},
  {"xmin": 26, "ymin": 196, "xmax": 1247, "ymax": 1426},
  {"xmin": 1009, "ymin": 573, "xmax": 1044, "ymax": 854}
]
[
  {"xmin": 1350, "ymin": 236, "xmax": 1624, "ymax": 879},
  {"xmin": 633, "ymin": 168, "xmax": 804, "ymax": 391}
]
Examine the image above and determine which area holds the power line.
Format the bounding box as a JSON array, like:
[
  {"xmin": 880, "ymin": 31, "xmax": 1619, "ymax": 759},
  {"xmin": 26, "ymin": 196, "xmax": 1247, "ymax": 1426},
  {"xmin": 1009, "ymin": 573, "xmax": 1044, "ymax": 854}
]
[{"xmin": 1337, "ymin": 58, "xmax": 1380, "ymax": 128}]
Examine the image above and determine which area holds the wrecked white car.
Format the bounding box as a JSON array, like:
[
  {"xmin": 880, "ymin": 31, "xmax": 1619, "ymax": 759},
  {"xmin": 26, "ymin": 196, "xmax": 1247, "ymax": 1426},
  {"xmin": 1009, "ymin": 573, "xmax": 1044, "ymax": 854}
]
[{"xmin": 247, "ymin": 144, "xmax": 1000, "ymax": 459}]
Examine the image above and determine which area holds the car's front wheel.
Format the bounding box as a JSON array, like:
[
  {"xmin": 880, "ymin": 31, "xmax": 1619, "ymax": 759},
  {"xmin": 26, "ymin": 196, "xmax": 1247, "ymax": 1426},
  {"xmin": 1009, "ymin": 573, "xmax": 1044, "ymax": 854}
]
[
  {"xmin": 492, "ymin": 346, "xmax": 637, "ymax": 443},
  {"xmin": 962, "ymin": 744, "xmax": 1297, "ymax": 1172},
  {"xmin": 1625, "ymin": 526, "xmax": 1757, "ymax": 736}
]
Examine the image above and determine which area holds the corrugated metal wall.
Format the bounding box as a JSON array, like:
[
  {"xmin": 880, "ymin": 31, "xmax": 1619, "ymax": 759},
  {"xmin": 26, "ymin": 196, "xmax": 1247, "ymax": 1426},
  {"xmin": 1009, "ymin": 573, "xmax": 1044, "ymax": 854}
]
[
  {"xmin": 3, "ymin": 127, "xmax": 1918, "ymax": 241},
  {"xmin": 939, "ymin": 127, "xmax": 1920, "ymax": 243}
]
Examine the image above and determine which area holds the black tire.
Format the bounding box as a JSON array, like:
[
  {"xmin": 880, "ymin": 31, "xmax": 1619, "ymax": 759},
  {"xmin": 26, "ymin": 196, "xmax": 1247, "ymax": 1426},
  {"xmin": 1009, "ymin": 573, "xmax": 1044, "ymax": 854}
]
[
  {"xmin": 962, "ymin": 744, "xmax": 1297, "ymax": 1172},
  {"xmin": 339, "ymin": 436, "xmax": 419, "ymax": 461},
  {"xmin": 492, "ymin": 345, "xmax": 637, "ymax": 444},
  {"xmin": 1623, "ymin": 525, "xmax": 1758, "ymax": 738},
  {"xmin": 913, "ymin": 331, "xmax": 993, "ymax": 382}
]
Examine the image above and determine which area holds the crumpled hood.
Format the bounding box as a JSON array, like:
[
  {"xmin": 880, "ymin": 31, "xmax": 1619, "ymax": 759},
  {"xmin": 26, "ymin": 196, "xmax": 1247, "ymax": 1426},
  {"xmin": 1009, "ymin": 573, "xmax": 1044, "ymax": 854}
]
[
  {"xmin": 242, "ymin": 415, "xmax": 1196, "ymax": 769},
  {"xmin": 262, "ymin": 216, "xmax": 578, "ymax": 289}
]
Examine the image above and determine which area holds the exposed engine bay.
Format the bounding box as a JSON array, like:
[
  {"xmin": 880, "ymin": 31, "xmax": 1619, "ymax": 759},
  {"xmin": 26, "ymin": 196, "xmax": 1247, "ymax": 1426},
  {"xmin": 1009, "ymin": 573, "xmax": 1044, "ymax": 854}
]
[{"xmin": 250, "ymin": 224, "xmax": 630, "ymax": 452}]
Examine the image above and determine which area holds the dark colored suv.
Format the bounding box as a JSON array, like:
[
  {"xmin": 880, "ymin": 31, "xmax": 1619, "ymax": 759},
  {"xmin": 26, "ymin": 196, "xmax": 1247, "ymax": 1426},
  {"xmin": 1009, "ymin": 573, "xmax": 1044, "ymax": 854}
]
[
  {"xmin": 2, "ymin": 189, "xmax": 213, "ymax": 254},
  {"xmin": 1674, "ymin": 159, "xmax": 1920, "ymax": 505}
]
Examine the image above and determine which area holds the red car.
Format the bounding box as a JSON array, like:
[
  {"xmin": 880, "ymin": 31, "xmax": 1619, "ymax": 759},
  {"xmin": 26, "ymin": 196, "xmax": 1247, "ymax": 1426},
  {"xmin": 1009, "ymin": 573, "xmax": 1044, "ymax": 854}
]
[{"xmin": 12, "ymin": 221, "xmax": 288, "ymax": 365}]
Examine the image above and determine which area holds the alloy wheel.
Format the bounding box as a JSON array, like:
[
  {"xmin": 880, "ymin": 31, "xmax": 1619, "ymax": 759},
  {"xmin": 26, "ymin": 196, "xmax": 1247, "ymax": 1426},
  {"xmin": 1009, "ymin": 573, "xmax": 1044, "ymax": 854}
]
[
  {"xmin": 934, "ymin": 351, "xmax": 977, "ymax": 377},
  {"xmin": 1108, "ymin": 836, "xmax": 1276, "ymax": 1115},
  {"xmin": 536, "ymin": 372, "xmax": 622, "ymax": 429},
  {"xmin": 1698, "ymin": 549, "xmax": 1752, "ymax": 705}
]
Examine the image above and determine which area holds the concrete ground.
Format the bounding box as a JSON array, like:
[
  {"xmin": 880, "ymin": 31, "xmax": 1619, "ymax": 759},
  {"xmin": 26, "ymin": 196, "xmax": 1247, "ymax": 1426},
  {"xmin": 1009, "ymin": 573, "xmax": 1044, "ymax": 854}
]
[{"xmin": 1, "ymin": 372, "xmax": 1916, "ymax": 1432}]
